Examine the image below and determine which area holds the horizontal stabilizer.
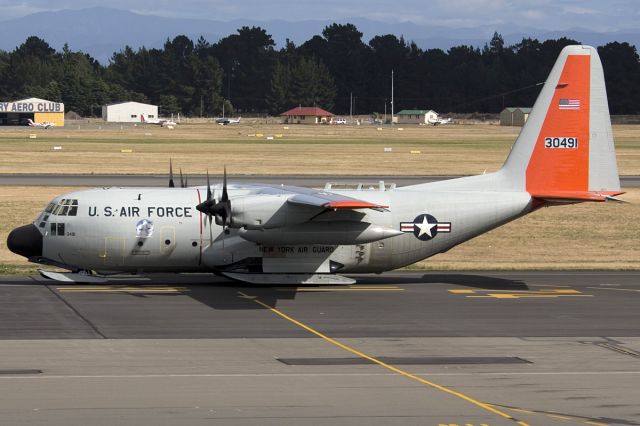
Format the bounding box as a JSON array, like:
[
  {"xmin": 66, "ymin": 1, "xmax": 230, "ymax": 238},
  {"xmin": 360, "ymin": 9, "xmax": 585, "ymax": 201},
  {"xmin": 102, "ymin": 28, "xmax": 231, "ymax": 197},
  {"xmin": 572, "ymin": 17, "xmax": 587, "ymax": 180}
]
[{"xmin": 530, "ymin": 190, "xmax": 625, "ymax": 203}]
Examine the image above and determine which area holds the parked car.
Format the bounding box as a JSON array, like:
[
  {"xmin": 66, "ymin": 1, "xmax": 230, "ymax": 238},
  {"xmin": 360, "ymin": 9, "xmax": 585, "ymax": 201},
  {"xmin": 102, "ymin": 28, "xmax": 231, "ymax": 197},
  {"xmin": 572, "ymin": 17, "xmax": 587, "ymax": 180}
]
[{"xmin": 334, "ymin": 118, "xmax": 347, "ymax": 124}]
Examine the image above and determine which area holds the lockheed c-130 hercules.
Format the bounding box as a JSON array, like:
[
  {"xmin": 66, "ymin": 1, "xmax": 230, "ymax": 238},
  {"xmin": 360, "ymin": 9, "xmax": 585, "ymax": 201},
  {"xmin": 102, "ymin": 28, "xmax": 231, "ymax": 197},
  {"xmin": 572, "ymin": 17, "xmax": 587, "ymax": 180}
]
[{"xmin": 8, "ymin": 45, "xmax": 624, "ymax": 284}]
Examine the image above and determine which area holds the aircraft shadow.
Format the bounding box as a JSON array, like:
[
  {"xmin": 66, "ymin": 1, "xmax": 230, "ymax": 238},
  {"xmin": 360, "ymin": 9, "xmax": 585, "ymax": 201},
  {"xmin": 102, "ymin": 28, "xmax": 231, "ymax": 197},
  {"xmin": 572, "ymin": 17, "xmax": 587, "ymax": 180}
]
[
  {"xmin": 353, "ymin": 273, "xmax": 529, "ymax": 290},
  {"xmin": 419, "ymin": 274, "xmax": 529, "ymax": 290},
  {"xmin": 0, "ymin": 274, "xmax": 299, "ymax": 310},
  {"xmin": 185, "ymin": 283, "xmax": 298, "ymax": 310},
  {"xmin": 4, "ymin": 272, "xmax": 529, "ymax": 310}
]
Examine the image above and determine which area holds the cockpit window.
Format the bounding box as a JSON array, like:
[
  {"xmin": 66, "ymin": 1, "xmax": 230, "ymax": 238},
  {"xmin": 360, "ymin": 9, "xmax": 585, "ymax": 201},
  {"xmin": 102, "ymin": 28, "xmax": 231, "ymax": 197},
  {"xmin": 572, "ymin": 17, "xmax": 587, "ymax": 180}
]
[
  {"xmin": 38, "ymin": 213, "xmax": 50, "ymax": 228},
  {"xmin": 50, "ymin": 199, "xmax": 79, "ymax": 216},
  {"xmin": 49, "ymin": 222, "xmax": 66, "ymax": 236},
  {"xmin": 45, "ymin": 203, "xmax": 55, "ymax": 213}
]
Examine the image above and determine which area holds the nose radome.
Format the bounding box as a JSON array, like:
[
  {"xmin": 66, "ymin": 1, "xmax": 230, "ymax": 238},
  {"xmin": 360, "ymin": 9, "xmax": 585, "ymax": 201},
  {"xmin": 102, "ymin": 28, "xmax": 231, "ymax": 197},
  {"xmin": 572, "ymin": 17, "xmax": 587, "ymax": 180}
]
[{"xmin": 7, "ymin": 224, "xmax": 43, "ymax": 258}]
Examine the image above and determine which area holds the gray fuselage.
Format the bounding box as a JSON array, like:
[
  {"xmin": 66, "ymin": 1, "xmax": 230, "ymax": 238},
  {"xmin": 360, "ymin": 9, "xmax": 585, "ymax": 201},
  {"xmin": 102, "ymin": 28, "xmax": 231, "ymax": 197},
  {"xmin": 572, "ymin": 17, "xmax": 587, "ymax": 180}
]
[{"xmin": 34, "ymin": 184, "xmax": 533, "ymax": 275}]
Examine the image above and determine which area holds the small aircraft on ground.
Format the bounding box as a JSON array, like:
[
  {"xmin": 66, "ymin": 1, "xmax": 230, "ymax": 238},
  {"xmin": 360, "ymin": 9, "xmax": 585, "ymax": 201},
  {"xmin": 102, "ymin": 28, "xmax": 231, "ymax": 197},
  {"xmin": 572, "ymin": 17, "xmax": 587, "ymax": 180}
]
[
  {"xmin": 8, "ymin": 46, "xmax": 623, "ymax": 284},
  {"xmin": 141, "ymin": 114, "xmax": 177, "ymax": 127},
  {"xmin": 27, "ymin": 118, "xmax": 55, "ymax": 129},
  {"xmin": 215, "ymin": 117, "xmax": 241, "ymax": 125},
  {"xmin": 427, "ymin": 117, "xmax": 452, "ymax": 126}
]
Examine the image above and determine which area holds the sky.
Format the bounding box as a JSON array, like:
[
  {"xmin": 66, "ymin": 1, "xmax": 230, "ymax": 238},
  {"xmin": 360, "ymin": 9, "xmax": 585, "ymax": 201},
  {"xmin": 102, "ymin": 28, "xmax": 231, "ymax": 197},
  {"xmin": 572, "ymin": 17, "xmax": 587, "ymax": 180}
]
[{"xmin": 0, "ymin": 0, "xmax": 638, "ymax": 32}]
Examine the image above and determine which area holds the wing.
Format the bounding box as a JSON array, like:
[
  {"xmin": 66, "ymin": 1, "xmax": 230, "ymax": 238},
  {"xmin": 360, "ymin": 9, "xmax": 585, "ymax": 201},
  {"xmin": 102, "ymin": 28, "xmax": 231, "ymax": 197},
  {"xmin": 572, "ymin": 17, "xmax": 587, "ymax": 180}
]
[{"xmin": 287, "ymin": 192, "xmax": 388, "ymax": 211}]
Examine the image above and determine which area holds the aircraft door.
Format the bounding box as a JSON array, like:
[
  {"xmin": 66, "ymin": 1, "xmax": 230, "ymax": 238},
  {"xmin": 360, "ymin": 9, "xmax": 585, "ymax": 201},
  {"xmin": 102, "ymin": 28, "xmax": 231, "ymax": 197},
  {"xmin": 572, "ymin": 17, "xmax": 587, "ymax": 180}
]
[{"xmin": 101, "ymin": 237, "xmax": 126, "ymax": 266}]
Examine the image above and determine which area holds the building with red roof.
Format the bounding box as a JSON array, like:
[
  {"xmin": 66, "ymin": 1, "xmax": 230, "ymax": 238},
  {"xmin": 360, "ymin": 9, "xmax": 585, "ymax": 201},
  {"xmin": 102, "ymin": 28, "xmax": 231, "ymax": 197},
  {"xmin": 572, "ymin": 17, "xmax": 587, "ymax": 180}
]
[{"xmin": 280, "ymin": 106, "xmax": 335, "ymax": 124}]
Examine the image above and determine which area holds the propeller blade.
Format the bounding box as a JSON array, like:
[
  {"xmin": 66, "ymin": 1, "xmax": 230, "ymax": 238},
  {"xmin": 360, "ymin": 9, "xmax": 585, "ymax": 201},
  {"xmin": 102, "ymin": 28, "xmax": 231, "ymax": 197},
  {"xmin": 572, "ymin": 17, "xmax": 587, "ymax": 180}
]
[
  {"xmin": 169, "ymin": 159, "xmax": 175, "ymax": 188},
  {"xmin": 184, "ymin": 175, "xmax": 188, "ymax": 188},
  {"xmin": 179, "ymin": 168, "xmax": 185, "ymax": 188},
  {"xmin": 221, "ymin": 166, "xmax": 228, "ymax": 202},
  {"xmin": 206, "ymin": 170, "xmax": 213, "ymax": 227},
  {"xmin": 195, "ymin": 167, "xmax": 231, "ymax": 229}
]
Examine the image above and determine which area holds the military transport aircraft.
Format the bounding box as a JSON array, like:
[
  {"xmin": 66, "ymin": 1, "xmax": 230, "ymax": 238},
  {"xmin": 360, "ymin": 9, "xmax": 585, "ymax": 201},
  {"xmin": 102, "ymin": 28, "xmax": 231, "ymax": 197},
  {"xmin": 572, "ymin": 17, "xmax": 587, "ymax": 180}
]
[{"xmin": 7, "ymin": 45, "xmax": 623, "ymax": 284}]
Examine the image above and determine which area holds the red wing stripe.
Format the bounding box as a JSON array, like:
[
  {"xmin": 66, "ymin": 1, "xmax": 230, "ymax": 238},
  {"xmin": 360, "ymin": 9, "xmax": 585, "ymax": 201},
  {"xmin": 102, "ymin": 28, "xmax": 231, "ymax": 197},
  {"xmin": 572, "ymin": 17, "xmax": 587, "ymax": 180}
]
[{"xmin": 324, "ymin": 201, "xmax": 388, "ymax": 209}]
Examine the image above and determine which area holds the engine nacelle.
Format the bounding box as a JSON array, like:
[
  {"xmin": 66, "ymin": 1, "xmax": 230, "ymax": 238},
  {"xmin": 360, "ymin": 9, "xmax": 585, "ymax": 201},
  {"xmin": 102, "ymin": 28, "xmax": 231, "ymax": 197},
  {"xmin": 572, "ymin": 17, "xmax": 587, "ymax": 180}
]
[
  {"xmin": 238, "ymin": 221, "xmax": 402, "ymax": 245},
  {"xmin": 229, "ymin": 195, "xmax": 316, "ymax": 229}
]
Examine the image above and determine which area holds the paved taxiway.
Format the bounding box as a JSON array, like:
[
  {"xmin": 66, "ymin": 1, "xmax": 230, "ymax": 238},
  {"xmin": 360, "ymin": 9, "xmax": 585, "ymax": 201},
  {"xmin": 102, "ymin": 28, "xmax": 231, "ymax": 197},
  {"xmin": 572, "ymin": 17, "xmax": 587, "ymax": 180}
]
[
  {"xmin": 1, "ymin": 174, "xmax": 639, "ymax": 188},
  {"xmin": 0, "ymin": 271, "xmax": 638, "ymax": 425}
]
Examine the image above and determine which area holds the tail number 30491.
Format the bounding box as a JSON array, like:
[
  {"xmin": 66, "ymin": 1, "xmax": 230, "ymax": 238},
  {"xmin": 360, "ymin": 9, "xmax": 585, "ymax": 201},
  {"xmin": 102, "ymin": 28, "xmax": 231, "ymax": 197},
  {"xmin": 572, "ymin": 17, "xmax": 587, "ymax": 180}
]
[{"xmin": 544, "ymin": 137, "xmax": 578, "ymax": 148}]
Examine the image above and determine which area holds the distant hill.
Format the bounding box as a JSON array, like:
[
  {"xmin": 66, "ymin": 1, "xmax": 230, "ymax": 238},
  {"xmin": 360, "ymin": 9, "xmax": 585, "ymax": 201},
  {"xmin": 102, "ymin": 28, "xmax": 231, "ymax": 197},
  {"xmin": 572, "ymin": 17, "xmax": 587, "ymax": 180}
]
[{"xmin": 0, "ymin": 7, "xmax": 638, "ymax": 64}]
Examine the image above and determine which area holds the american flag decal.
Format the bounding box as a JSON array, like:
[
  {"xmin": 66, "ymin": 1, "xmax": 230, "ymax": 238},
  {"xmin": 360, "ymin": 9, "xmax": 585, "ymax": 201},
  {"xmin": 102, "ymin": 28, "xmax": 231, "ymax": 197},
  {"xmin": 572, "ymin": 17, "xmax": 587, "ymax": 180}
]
[{"xmin": 559, "ymin": 98, "xmax": 580, "ymax": 110}]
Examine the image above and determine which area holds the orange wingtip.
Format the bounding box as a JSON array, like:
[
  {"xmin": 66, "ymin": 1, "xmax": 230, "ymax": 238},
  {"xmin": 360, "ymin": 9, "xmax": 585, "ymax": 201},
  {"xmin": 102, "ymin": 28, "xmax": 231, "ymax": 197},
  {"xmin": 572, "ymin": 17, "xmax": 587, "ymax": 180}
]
[
  {"xmin": 324, "ymin": 201, "xmax": 388, "ymax": 209},
  {"xmin": 530, "ymin": 190, "xmax": 625, "ymax": 202}
]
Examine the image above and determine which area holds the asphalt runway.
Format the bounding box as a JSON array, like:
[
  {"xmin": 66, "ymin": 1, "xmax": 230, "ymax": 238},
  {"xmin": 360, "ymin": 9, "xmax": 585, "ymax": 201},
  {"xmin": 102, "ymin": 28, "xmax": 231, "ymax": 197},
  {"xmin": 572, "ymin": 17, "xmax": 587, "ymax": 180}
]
[
  {"xmin": 1, "ymin": 174, "xmax": 639, "ymax": 188},
  {"xmin": 0, "ymin": 271, "xmax": 638, "ymax": 425}
]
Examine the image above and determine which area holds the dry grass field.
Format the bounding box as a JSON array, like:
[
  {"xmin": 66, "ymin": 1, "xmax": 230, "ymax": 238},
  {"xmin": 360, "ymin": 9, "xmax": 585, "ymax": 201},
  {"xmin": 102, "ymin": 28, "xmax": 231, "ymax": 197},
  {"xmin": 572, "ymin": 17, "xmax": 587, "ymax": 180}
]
[
  {"xmin": 0, "ymin": 122, "xmax": 638, "ymax": 273},
  {"xmin": 0, "ymin": 122, "xmax": 638, "ymax": 176}
]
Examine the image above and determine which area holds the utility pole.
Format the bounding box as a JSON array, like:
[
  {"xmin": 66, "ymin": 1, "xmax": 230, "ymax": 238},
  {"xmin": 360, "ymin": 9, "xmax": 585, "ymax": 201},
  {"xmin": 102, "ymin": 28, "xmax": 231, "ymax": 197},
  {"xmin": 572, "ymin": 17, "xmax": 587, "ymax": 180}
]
[
  {"xmin": 350, "ymin": 92, "xmax": 353, "ymax": 123},
  {"xmin": 391, "ymin": 70, "xmax": 394, "ymax": 125},
  {"xmin": 384, "ymin": 99, "xmax": 387, "ymax": 124}
]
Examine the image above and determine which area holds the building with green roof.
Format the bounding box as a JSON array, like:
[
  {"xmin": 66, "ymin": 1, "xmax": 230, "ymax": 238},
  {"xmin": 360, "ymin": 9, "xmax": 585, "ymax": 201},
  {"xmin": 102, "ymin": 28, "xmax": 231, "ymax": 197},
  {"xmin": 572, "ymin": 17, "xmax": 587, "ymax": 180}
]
[{"xmin": 395, "ymin": 109, "xmax": 438, "ymax": 125}]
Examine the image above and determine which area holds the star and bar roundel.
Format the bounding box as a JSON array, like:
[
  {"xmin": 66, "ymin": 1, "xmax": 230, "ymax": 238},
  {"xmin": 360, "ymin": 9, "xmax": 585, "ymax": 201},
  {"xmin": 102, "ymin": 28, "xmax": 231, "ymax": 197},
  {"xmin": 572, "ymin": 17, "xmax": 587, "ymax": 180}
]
[{"xmin": 400, "ymin": 214, "xmax": 451, "ymax": 241}]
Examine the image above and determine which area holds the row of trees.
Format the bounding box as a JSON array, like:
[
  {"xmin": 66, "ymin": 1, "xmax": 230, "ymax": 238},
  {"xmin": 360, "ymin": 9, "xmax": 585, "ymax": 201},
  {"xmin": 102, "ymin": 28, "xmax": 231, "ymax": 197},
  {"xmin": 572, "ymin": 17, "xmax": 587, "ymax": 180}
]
[{"xmin": 0, "ymin": 25, "xmax": 639, "ymax": 116}]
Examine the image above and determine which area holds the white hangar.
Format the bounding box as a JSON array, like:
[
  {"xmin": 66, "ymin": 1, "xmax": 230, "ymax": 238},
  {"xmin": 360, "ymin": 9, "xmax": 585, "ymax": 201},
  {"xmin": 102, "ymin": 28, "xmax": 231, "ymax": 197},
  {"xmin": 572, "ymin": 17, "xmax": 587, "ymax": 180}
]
[{"xmin": 102, "ymin": 101, "xmax": 158, "ymax": 123}]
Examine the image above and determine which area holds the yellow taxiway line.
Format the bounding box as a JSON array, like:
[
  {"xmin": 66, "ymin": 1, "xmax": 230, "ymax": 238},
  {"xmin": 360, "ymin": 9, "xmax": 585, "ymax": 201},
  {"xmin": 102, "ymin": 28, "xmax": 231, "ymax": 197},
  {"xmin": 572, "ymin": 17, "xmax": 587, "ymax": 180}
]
[
  {"xmin": 237, "ymin": 291, "xmax": 529, "ymax": 426},
  {"xmin": 449, "ymin": 288, "xmax": 592, "ymax": 299}
]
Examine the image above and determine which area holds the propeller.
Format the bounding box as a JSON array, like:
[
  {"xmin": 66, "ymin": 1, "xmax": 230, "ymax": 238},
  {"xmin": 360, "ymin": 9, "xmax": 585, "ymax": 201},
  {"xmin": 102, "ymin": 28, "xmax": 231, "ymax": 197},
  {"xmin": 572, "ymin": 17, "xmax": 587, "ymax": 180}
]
[
  {"xmin": 168, "ymin": 159, "xmax": 175, "ymax": 188},
  {"xmin": 196, "ymin": 167, "xmax": 232, "ymax": 229},
  {"xmin": 179, "ymin": 168, "xmax": 186, "ymax": 188}
]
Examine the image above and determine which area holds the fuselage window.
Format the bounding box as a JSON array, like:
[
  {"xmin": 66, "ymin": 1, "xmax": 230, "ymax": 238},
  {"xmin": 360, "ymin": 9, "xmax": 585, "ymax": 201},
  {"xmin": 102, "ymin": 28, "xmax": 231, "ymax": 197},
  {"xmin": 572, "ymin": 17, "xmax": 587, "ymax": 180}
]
[
  {"xmin": 57, "ymin": 223, "xmax": 65, "ymax": 236},
  {"xmin": 50, "ymin": 223, "xmax": 57, "ymax": 235}
]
